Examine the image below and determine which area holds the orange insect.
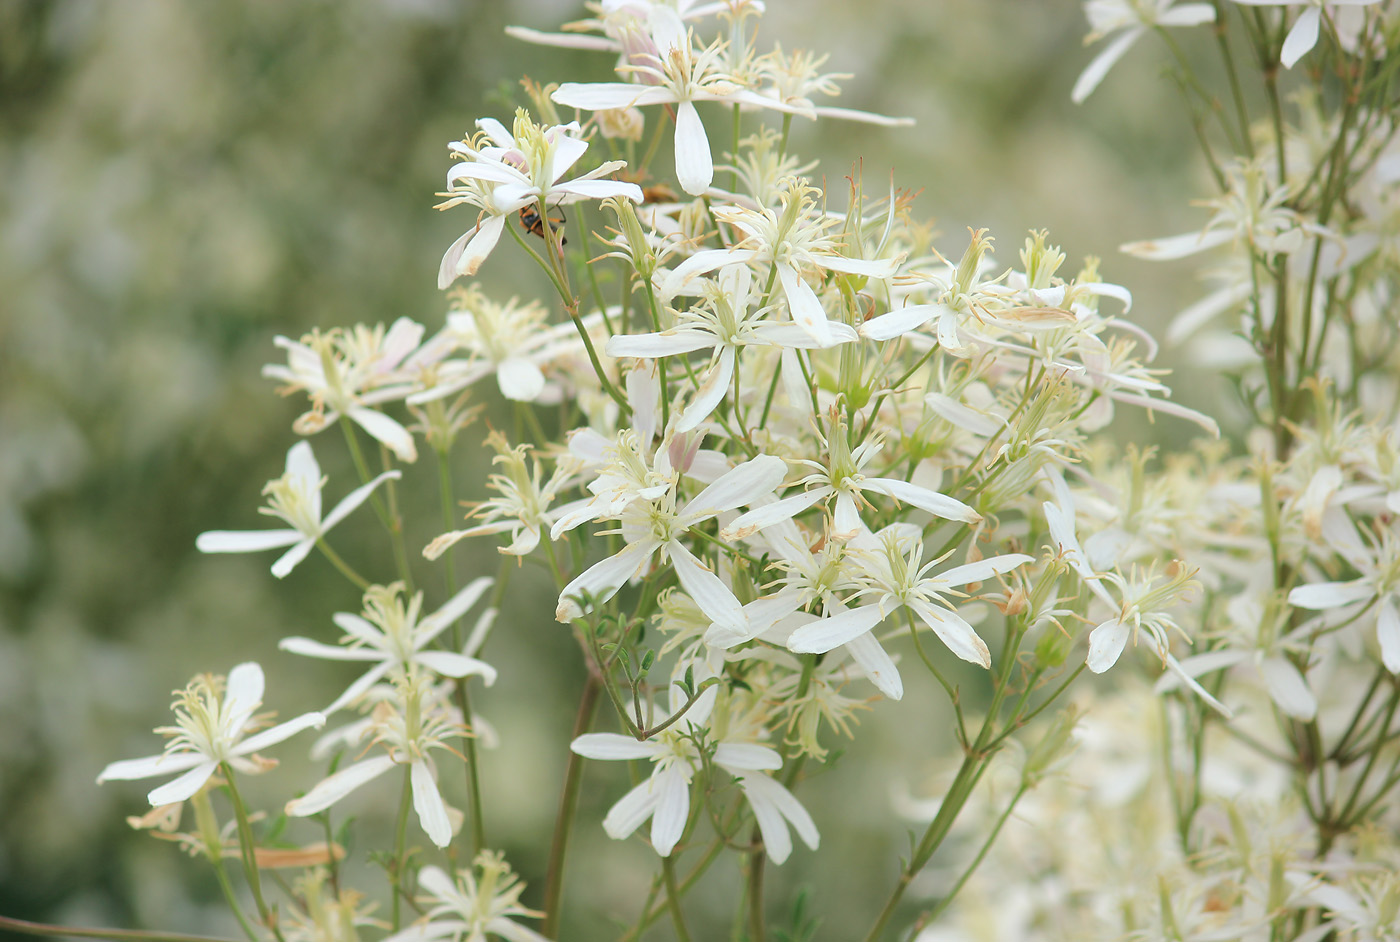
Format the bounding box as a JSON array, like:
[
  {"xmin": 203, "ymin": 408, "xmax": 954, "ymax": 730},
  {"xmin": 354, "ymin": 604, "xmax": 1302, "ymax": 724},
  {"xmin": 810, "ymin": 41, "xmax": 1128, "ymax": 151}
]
[{"xmin": 518, "ymin": 205, "xmax": 567, "ymax": 243}]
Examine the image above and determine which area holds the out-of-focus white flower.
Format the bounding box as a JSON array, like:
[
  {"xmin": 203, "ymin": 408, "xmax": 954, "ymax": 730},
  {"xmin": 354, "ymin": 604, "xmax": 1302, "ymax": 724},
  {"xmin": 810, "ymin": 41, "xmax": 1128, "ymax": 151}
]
[
  {"xmin": 1073, "ymin": 0, "xmax": 1216, "ymax": 103},
  {"xmin": 383, "ymin": 853, "xmax": 549, "ymax": 942},
  {"xmin": 552, "ymin": 11, "xmax": 809, "ymax": 195},
  {"xmin": 280, "ymin": 579, "xmax": 498, "ymax": 715},
  {"xmin": 196, "ymin": 441, "xmax": 399, "ymax": 578},
  {"xmin": 97, "ymin": 663, "xmax": 325, "ymax": 806},
  {"xmin": 1232, "ymin": 0, "xmax": 1381, "ymax": 68},
  {"xmin": 1290, "ymin": 523, "xmax": 1400, "ymax": 672},
  {"xmin": 436, "ymin": 110, "xmax": 643, "ymax": 288},
  {"xmin": 263, "ymin": 320, "xmax": 426, "ymax": 462}
]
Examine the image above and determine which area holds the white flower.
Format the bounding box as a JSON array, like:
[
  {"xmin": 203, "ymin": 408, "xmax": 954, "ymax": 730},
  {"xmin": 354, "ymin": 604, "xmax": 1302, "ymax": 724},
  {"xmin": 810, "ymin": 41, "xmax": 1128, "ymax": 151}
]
[
  {"xmin": 556, "ymin": 453, "xmax": 786, "ymax": 635},
  {"xmin": 436, "ymin": 110, "xmax": 643, "ymax": 288},
  {"xmin": 1232, "ymin": 0, "xmax": 1381, "ymax": 69},
  {"xmin": 263, "ymin": 320, "xmax": 425, "ymax": 462},
  {"xmin": 785, "ymin": 525, "xmax": 1033, "ymax": 698},
  {"xmin": 384, "ymin": 854, "xmax": 550, "ymax": 942},
  {"xmin": 195, "ymin": 441, "xmax": 399, "ymax": 578},
  {"xmin": 1289, "ymin": 524, "xmax": 1400, "ymax": 672},
  {"xmin": 607, "ymin": 264, "xmax": 857, "ymax": 432},
  {"xmin": 552, "ymin": 11, "xmax": 809, "ymax": 195},
  {"xmin": 570, "ymin": 670, "xmax": 817, "ymax": 861},
  {"xmin": 280, "ymin": 579, "xmax": 498, "ymax": 715},
  {"xmin": 1072, "ymin": 1, "xmax": 1216, "ymax": 104},
  {"xmin": 286, "ymin": 677, "xmax": 463, "ymax": 848},
  {"xmin": 97, "ymin": 663, "xmax": 325, "ymax": 806}
]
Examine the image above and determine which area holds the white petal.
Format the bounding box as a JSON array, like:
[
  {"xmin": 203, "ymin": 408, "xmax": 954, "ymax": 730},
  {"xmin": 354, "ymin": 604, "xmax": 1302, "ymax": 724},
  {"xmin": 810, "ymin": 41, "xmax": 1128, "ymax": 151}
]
[
  {"xmin": 323, "ymin": 663, "xmax": 392, "ymax": 716},
  {"xmin": 602, "ymin": 778, "xmax": 661, "ymax": 841},
  {"xmin": 225, "ymin": 662, "xmax": 265, "ymax": 732},
  {"xmin": 832, "ymin": 491, "xmax": 863, "ymax": 538},
  {"xmin": 909, "ymin": 599, "xmax": 991, "ymax": 668},
  {"xmin": 420, "ymin": 577, "xmax": 494, "ymax": 642},
  {"xmin": 932, "ymin": 553, "xmax": 1034, "ymax": 588},
  {"xmin": 778, "ymin": 264, "xmax": 832, "ymax": 346},
  {"xmin": 497, "ymin": 357, "xmax": 547, "ymax": 402},
  {"xmin": 844, "ymin": 630, "xmax": 904, "ymax": 699},
  {"xmin": 607, "ymin": 329, "xmax": 717, "ymax": 359},
  {"xmin": 721, "ymin": 488, "xmax": 828, "ymax": 540},
  {"xmin": 673, "ymin": 101, "xmax": 713, "ymax": 196},
  {"xmin": 676, "ymin": 348, "xmax": 734, "ymax": 433},
  {"xmin": 552, "ymin": 82, "xmax": 673, "ymax": 111},
  {"xmin": 554, "ymin": 179, "xmax": 644, "ymax": 203},
  {"xmin": 739, "ymin": 772, "xmax": 818, "ymax": 862},
  {"xmin": 271, "ymin": 538, "xmax": 317, "ymax": 579},
  {"xmin": 234, "ymin": 711, "xmax": 326, "ymax": 756},
  {"xmin": 556, "ymin": 540, "xmax": 656, "ymax": 621},
  {"xmin": 438, "ymin": 214, "xmax": 505, "ymax": 289},
  {"xmin": 287, "ymin": 754, "xmax": 397, "ymax": 816},
  {"xmin": 650, "ymin": 765, "xmax": 691, "ymax": 856},
  {"xmin": 683, "ymin": 454, "xmax": 787, "ymax": 519},
  {"xmin": 1086, "ymin": 618, "xmax": 1131, "ymax": 673},
  {"xmin": 1378, "ymin": 597, "xmax": 1400, "ymax": 673},
  {"xmin": 196, "ymin": 529, "xmax": 302, "ymax": 553},
  {"xmin": 572, "ymin": 733, "xmax": 660, "ymax": 761},
  {"xmin": 1071, "ymin": 27, "xmax": 1143, "ymax": 104},
  {"xmin": 1259, "ymin": 656, "xmax": 1316, "ymax": 720},
  {"xmin": 1280, "ymin": 6, "xmax": 1321, "ymax": 68},
  {"xmin": 668, "ymin": 541, "xmax": 746, "ymax": 634},
  {"xmin": 861, "ymin": 477, "xmax": 981, "ymax": 524},
  {"xmin": 861, "ymin": 303, "xmax": 942, "ymax": 341},
  {"xmin": 1288, "ymin": 579, "xmax": 1374, "ymax": 610},
  {"xmin": 349, "ymin": 408, "xmax": 417, "ymax": 463},
  {"xmin": 1120, "ymin": 228, "xmax": 1235, "ymax": 260},
  {"xmin": 787, "ymin": 604, "xmax": 886, "ymax": 654},
  {"xmin": 146, "ymin": 761, "xmax": 220, "ymax": 806},
  {"xmin": 714, "ymin": 743, "xmax": 783, "ymax": 772},
  {"xmin": 417, "ymin": 651, "xmax": 498, "ymax": 683},
  {"xmin": 411, "ymin": 760, "xmax": 453, "ymax": 847},
  {"xmin": 322, "ymin": 470, "xmax": 403, "ymax": 531},
  {"xmin": 98, "ymin": 751, "xmax": 207, "ymax": 783}
]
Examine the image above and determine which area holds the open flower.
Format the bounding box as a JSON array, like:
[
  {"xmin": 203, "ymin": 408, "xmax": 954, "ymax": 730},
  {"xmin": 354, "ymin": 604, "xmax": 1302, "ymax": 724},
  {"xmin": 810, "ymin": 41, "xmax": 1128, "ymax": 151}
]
[
  {"xmin": 384, "ymin": 853, "xmax": 549, "ymax": 942},
  {"xmin": 97, "ymin": 663, "xmax": 325, "ymax": 806},
  {"xmin": 280, "ymin": 579, "xmax": 498, "ymax": 715},
  {"xmin": 1072, "ymin": 1, "xmax": 1216, "ymax": 103},
  {"xmin": 196, "ymin": 441, "xmax": 399, "ymax": 578},
  {"xmin": 1232, "ymin": 0, "xmax": 1381, "ymax": 68}
]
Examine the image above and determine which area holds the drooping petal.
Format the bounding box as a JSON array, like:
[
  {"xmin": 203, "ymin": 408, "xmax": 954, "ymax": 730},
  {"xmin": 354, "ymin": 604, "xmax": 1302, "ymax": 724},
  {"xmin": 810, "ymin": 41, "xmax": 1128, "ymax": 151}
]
[
  {"xmin": 844, "ymin": 630, "xmax": 904, "ymax": 700},
  {"xmin": 411, "ymin": 759, "xmax": 452, "ymax": 847},
  {"xmin": 496, "ymin": 357, "xmax": 547, "ymax": 402},
  {"xmin": 438, "ymin": 214, "xmax": 507, "ymax": 289},
  {"xmin": 601, "ymin": 777, "xmax": 662, "ymax": 841},
  {"xmin": 1378, "ymin": 597, "xmax": 1400, "ymax": 673},
  {"xmin": 650, "ymin": 764, "xmax": 691, "ymax": 856},
  {"xmin": 736, "ymin": 772, "xmax": 819, "ymax": 864},
  {"xmin": 349, "ymin": 408, "xmax": 417, "ymax": 463},
  {"xmin": 287, "ymin": 754, "xmax": 398, "ymax": 817},
  {"xmin": 668, "ymin": 541, "xmax": 746, "ymax": 635},
  {"xmin": 777, "ymin": 264, "xmax": 833, "ymax": 346},
  {"xmin": 1086, "ymin": 617, "xmax": 1132, "ymax": 673},
  {"xmin": 673, "ymin": 101, "xmax": 714, "ymax": 196},
  {"xmin": 271, "ymin": 538, "xmax": 317, "ymax": 579},
  {"xmin": 676, "ymin": 347, "xmax": 734, "ymax": 433},
  {"xmin": 1259, "ymin": 656, "xmax": 1317, "ymax": 720},
  {"xmin": 909, "ymin": 599, "xmax": 991, "ymax": 668}
]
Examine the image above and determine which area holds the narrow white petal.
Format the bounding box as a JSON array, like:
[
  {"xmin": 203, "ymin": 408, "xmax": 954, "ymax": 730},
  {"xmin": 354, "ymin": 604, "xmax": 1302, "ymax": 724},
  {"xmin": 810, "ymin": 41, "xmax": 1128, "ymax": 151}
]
[
  {"xmin": 279, "ymin": 637, "xmax": 379, "ymax": 661},
  {"xmin": 411, "ymin": 760, "xmax": 453, "ymax": 847},
  {"xmin": 349, "ymin": 408, "xmax": 417, "ymax": 463},
  {"xmin": 832, "ymin": 491, "xmax": 863, "ymax": 538},
  {"xmin": 932, "ymin": 553, "xmax": 1034, "ymax": 588},
  {"xmin": 287, "ymin": 754, "xmax": 397, "ymax": 817},
  {"xmin": 554, "ymin": 179, "xmax": 644, "ymax": 203},
  {"xmin": 738, "ymin": 772, "xmax": 818, "ymax": 864},
  {"xmin": 98, "ymin": 751, "xmax": 206, "ymax": 783},
  {"xmin": 505, "ymin": 26, "xmax": 620, "ymax": 51},
  {"xmin": 1158, "ymin": 5, "xmax": 1216, "ymax": 26},
  {"xmin": 778, "ymin": 264, "xmax": 832, "ymax": 346},
  {"xmin": 1280, "ymin": 7, "xmax": 1321, "ymax": 68},
  {"xmin": 322, "ymin": 470, "xmax": 403, "ymax": 531},
  {"xmin": 1288, "ymin": 579, "xmax": 1374, "ymax": 610},
  {"xmin": 668, "ymin": 541, "xmax": 746, "ymax": 634},
  {"xmin": 845, "ymin": 630, "xmax": 904, "ymax": 699},
  {"xmin": 556, "ymin": 540, "xmax": 656, "ymax": 620},
  {"xmin": 862, "ymin": 477, "xmax": 981, "ymax": 524},
  {"xmin": 1086, "ymin": 618, "xmax": 1132, "ymax": 673},
  {"xmin": 602, "ymin": 778, "xmax": 662, "ymax": 841},
  {"xmin": 286, "ymin": 441, "xmax": 319, "ymax": 479},
  {"xmin": 607, "ymin": 329, "xmax": 716, "ymax": 359},
  {"xmin": 271, "ymin": 538, "xmax": 316, "ymax": 578},
  {"xmin": 146, "ymin": 761, "xmax": 220, "ymax": 806},
  {"xmin": 196, "ymin": 529, "xmax": 301, "ymax": 553},
  {"xmin": 676, "ymin": 348, "xmax": 734, "ymax": 433},
  {"xmin": 684, "ymin": 454, "xmax": 787, "ymax": 519},
  {"xmin": 572, "ymin": 733, "xmax": 660, "ymax": 761},
  {"xmin": 909, "ymin": 599, "xmax": 991, "ymax": 668},
  {"xmin": 419, "ymin": 577, "xmax": 494, "ymax": 643},
  {"xmin": 721, "ymin": 488, "xmax": 827, "ymax": 540},
  {"xmin": 673, "ymin": 101, "xmax": 714, "ymax": 196},
  {"xmin": 650, "ymin": 765, "xmax": 691, "ymax": 856},
  {"xmin": 1071, "ymin": 27, "xmax": 1143, "ymax": 104},
  {"xmin": 417, "ymin": 651, "xmax": 498, "ymax": 684},
  {"xmin": 497, "ymin": 357, "xmax": 547, "ymax": 402},
  {"xmin": 552, "ymin": 82, "xmax": 673, "ymax": 111},
  {"xmin": 788, "ymin": 604, "xmax": 886, "ymax": 654},
  {"xmin": 234, "ymin": 711, "xmax": 326, "ymax": 756},
  {"xmin": 440, "ymin": 213, "xmax": 507, "ymax": 287},
  {"xmin": 225, "ymin": 663, "xmax": 265, "ymax": 732},
  {"xmin": 861, "ymin": 304, "xmax": 941, "ymax": 341},
  {"xmin": 1378, "ymin": 597, "xmax": 1400, "ymax": 673},
  {"xmin": 1120, "ymin": 228, "xmax": 1234, "ymax": 260},
  {"xmin": 1259, "ymin": 656, "xmax": 1317, "ymax": 720},
  {"xmin": 714, "ymin": 743, "xmax": 783, "ymax": 772}
]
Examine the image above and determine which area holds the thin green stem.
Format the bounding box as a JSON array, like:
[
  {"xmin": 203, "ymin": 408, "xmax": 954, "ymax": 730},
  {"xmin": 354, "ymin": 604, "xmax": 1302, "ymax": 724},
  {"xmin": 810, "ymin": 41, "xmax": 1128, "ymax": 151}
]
[
  {"xmin": 542, "ymin": 674, "xmax": 602, "ymax": 937},
  {"xmin": 923, "ymin": 784, "xmax": 1029, "ymax": 925},
  {"xmin": 0, "ymin": 917, "xmax": 242, "ymax": 942},
  {"xmin": 315, "ymin": 539, "xmax": 370, "ymax": 591},
  {"xmin": 219, "ymin": 766, "xmax": 284, "ymax": 942},
  {"xmin": 390, "ymin": 764, "xmax": 413, "ymax": 931},
  {"xmin": 662, "ymin": 855, "xmax": 694, "ymax": 942}
]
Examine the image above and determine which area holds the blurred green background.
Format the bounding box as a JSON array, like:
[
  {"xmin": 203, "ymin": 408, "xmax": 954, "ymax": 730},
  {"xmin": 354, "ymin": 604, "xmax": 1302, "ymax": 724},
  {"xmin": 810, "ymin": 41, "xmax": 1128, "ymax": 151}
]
[{"xmin": 0, "ymin": 0, "xmax": 1213, "ymax": 938}]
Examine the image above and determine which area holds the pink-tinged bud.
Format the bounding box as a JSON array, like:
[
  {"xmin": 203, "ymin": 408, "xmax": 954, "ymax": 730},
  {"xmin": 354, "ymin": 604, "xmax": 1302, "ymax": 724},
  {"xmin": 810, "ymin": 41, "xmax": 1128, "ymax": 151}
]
[{"xmin": 668, "ymin": 430, "xmax": 704, "ymax": 475}]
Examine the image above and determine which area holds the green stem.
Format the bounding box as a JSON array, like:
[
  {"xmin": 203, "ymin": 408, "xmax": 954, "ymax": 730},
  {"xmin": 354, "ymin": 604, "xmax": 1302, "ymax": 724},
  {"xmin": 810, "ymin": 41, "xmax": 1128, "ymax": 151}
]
[
  {"xmin": 542, "ymin": 674, "xmax": 603, "ymax": 937},
  {"xmin": 747, "ymin": 823, "xmax": 766, "ymax": 942},
  {"xmin": 315, "ymin": 539, "xmax": 369, "ymax": 591},
  {"xmin": 0, "ymin": 917, "xmax": 244, "ymax": 942},
  {"xmin": 923, "ymin": 784, "xmax": 1029, "ymax": 924},
  {"xmin": 219, "ymin": 765, "xmax": 284, "ymax": 942},
  {"xmin": 391, "ymin": 764, "xmax": 414, "ymax": 931},
  {"xmin": 662, "ymin": 856, "xmax": 694, "ymax": 942}
]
